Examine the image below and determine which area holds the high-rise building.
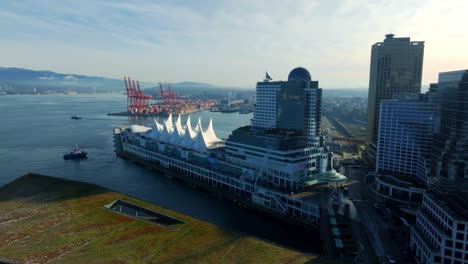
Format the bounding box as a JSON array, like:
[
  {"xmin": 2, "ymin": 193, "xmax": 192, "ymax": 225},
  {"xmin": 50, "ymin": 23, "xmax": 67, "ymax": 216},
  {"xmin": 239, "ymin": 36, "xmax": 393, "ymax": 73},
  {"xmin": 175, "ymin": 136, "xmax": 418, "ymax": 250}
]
[
  {"xmin": 431, "ymin": 70, "xmax": 468, "ymax": 179},
  {"xmin": 410, "ymin": 70, "xmax": 468, "ymax": 263},
  {"xmin": 252, "ymin": 67, "xmax": 322, "ymax": 147},
  {"xmin": 366, "ymin": 34, "xmax": 425, "ymax": 161},
  {"xmin": 227, "ymin": 67, "xmax": 342, "ymax": 189},
  {"xmin": 373, "ymin": 93, "xmax": 436, "ymax": 207}
]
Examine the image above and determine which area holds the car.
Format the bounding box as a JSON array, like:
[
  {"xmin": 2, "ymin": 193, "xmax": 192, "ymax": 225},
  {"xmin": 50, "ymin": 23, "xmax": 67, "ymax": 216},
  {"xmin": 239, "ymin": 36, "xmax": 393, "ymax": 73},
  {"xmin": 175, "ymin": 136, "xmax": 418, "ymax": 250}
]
[{"xmin": 387, "ymin": 255, "xmax": 396, "ymax": 263}]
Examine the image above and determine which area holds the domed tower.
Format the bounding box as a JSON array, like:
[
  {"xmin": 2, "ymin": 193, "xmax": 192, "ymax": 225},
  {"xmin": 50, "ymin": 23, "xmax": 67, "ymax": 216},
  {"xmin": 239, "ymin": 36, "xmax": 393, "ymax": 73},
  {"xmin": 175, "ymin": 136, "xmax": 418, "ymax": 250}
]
[
  {"xmin": 226, "ymin": 67, "xmax": 343, "ymax": 189},
  {"xmin": 251, "ymin": 67, "xmax": 329, "ymax": 169},
  {"xmin": 287, "ymin": 67, "xmax": 312, "ymax": 82},
  {"xmin": 253, "ymin": 67, "xmax": 322, "ymax": 142}
]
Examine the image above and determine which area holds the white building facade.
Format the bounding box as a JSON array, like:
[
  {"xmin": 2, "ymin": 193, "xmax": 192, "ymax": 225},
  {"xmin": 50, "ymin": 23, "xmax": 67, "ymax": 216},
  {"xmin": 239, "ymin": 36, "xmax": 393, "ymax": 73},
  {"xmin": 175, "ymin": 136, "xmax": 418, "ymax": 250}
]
[{"xmin": 411, "ymin": 191, "xmax": 468, "ymax": 264}]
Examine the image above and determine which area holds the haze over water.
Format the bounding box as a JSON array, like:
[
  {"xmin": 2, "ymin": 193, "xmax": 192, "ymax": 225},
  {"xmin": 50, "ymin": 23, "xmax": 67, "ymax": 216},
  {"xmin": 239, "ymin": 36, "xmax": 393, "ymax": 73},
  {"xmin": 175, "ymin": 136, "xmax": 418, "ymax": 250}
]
[{"xmin": 0, "ymin": 94, "xmax": 321, "ymax": 253}]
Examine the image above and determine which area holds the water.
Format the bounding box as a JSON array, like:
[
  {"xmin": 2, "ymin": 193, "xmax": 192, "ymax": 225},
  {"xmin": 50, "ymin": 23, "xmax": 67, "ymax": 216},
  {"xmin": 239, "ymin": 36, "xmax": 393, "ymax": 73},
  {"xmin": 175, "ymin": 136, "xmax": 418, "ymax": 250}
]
[{"xmin": 0, "ymin": 94, "xmax": 322, "ymax": 253}]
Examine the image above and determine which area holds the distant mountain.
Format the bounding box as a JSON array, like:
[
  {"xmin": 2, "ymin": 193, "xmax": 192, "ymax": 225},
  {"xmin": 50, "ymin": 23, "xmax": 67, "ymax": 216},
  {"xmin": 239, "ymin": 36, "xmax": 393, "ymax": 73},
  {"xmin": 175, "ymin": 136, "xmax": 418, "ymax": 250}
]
[
  {"xmin": 0, "ymin": 67, "xmax": 156, "ymax": 93},
  {"xmin": 0, "ymin": 67, "xmax": 242, "ymax": 95},
  {"xmin": 144, "ymin": 81, "xmax": 251, "ymax": 99},
  {"xmin": 171, "ymin": 81, "xmax": 217, "ymax": 88}
]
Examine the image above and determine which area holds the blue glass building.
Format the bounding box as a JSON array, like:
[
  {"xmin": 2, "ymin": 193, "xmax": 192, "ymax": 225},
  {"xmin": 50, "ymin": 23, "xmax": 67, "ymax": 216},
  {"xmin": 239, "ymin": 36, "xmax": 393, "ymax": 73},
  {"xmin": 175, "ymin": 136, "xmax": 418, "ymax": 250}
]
[
  {"xmin": 377, "ymin": 93, "xmax": 436, "ymax": 182},
  {"xmin": 374, "ymin": 93, "xmax": 435, "ymax": 206},
  {"xmin": 431, "ymin": 70, "xmax": 468, "ymax": 179},
  {"xmin": 366, "ymin": 34, "xmax": 425, "ymax": 161}
]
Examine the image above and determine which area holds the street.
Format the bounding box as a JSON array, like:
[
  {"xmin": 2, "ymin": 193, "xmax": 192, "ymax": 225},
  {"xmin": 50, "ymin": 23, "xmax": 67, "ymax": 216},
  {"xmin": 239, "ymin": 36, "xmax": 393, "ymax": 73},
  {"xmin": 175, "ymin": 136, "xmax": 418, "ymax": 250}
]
[{"xmin": 342, "ymin": 167, "xmax": 414, "ymax": 264}]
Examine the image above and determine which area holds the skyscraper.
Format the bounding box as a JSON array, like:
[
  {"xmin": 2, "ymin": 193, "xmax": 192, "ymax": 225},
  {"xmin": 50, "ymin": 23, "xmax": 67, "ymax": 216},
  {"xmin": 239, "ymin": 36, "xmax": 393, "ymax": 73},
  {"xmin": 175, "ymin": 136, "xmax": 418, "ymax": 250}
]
[
  {"xmin": 431, "ymin": 70, "xmax": 468, "ymax": 179},
  {"xmin": 366, "ymin": 34, "xmax": 424, "ymax": 160},
  {"xmin": 252, "ymin": 67, "xmax": 322, "ymax": 147},
  {"xmin": 410, "ymin": 70, "xmax": 468, "ymax": 264},
  {"xmin": 226, "ymin": 67, "xmax": 343, "ymax": 189},
  {"xmin": 373, "ymin": 93, "xmax": 436, "ymax": 207},
  {"xmin": 376, "ymin": 93, "xmax": 436, "ymax": 182}
]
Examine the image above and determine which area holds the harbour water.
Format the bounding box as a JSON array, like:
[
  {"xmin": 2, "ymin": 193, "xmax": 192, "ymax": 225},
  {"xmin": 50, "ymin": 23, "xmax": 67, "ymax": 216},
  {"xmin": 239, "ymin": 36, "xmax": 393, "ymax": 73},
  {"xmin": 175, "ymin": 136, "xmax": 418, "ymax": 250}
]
[{"xmin": 0, "ymin": 94, "xmax": 322, "ymax": 253}]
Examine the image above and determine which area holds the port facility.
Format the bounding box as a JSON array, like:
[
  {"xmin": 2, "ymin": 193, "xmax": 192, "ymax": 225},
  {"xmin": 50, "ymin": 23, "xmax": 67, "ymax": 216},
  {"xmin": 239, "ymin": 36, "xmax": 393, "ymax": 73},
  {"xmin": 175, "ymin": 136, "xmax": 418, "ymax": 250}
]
[{"xmin": 108, "ymin": 77, "xmax": 217, "ymax": 117}]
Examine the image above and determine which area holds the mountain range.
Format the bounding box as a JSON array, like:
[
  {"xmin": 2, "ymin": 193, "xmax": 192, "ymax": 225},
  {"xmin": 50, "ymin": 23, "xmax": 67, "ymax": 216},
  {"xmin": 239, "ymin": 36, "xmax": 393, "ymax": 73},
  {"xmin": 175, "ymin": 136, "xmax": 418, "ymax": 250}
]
[
  {"xmin": 0, "ymin": 67, "xmax": 369, "ymax": 98},
  {"xmin": 0, "ymin": 67, "xmax": 230, "ymax": 94}
]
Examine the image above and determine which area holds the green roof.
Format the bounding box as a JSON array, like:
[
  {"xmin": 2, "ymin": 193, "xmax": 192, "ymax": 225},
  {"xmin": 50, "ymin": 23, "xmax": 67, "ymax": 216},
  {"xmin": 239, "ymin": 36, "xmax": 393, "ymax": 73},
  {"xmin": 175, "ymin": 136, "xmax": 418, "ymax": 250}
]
[{"xmin": 0, "ymin": 173, "xmax": 322, "ymax": 263}]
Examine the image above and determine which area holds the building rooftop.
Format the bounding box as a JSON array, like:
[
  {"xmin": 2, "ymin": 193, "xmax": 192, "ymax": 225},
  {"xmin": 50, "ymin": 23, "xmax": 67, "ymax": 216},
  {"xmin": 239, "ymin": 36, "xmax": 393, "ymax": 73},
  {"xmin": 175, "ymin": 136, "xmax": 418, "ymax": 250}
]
[
  {"xmin": 427, "ymin": 177, "xmax": 468, "ymax": 221},
  {"xmin": 0, "ymin": 173, "xmax": 321, "ymax": 263},
  {"xmin": 288, "ymin": 67, "xmax": 312, "ymax": 82},
  {"xmin": 135, "ymin": 114, "xmax": 224, "ymax": 152},
  {"xmin": 228, "ymin": 126, "xmax": 307, "ymax": 151},
  {"xmin": 300, "ymin": 169, "xmax": 348, "ymax": 186},
  {"xmin": 373, "ymin": 34, "xmax": 424, "ymax": 46}
]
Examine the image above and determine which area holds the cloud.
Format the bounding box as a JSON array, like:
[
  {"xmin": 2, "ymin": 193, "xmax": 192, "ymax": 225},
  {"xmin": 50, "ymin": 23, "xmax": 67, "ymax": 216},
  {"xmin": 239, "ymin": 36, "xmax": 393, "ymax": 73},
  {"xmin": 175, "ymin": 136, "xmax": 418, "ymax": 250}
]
[
  {"xmin": 38, "ymin": 76, "xmax": 56, "ymax": 80},
  {"xmin": 64, "ymin": 75, "xmax": 78, "ymax": 81},
  {"xmin": 0, "ymin": 0, "xmax": 467, "ymax": 87}
]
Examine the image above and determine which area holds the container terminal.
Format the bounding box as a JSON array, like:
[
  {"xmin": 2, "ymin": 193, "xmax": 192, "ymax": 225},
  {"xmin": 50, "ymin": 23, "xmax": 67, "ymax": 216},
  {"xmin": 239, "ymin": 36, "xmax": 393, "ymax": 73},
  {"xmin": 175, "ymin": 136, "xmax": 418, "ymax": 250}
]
[{"xmin": 108, "ymin": 77, "xmax": 217, "ymax": 117}]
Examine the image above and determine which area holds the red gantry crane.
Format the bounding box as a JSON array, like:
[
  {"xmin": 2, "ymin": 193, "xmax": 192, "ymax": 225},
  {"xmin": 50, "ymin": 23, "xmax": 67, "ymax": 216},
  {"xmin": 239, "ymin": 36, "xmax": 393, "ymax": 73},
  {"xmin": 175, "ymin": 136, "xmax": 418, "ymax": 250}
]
[
  {"xmin": 124, "ymin": 77, "xmax": 152, "ymax": 113},
  {"xmin": 159, "ymin": 82, "xmax": 178, "ymax": 113},
  {"xmin": 121, "ymin": 77, "xmax": 216, "ymax": 115}
]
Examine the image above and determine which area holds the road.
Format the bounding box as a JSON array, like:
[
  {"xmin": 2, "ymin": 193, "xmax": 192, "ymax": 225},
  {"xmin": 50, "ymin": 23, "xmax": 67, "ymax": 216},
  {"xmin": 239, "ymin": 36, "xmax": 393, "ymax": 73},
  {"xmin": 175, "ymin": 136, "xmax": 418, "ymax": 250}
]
[
  {"xmin": 322, "ymin": 116, "xmax": 344, "ymax": 138},
  {"xmin": 342, "ymin": 167, "xmax": 413, "ymax": 264}
]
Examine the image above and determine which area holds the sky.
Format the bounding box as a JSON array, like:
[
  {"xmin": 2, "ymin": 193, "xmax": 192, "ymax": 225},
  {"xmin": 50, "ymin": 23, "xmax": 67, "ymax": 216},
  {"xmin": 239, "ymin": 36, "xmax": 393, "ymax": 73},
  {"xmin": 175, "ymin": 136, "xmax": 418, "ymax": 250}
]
[{"xmin": 0, "ymin": 0, "xmax": 467, "ymax": 88}]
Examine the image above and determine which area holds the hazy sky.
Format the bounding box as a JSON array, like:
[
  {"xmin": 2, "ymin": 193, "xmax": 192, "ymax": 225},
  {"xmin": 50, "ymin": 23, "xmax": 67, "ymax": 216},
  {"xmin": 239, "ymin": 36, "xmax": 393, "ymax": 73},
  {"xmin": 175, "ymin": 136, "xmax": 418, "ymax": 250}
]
[{"xmin": 0, "ymin": 0, "xmax": 467, "ymax": 88}]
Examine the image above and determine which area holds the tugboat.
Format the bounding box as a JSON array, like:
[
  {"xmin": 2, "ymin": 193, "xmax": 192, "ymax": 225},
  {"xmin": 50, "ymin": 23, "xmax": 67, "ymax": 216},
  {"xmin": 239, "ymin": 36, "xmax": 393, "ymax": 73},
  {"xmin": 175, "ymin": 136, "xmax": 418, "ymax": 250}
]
[
  {"xmin": 63, "ymin": 145, "xmax": 87, "ymax": 160},
  {"xmin": 71, "ymin": 115, "xmax": 82, "ymax": 120}
]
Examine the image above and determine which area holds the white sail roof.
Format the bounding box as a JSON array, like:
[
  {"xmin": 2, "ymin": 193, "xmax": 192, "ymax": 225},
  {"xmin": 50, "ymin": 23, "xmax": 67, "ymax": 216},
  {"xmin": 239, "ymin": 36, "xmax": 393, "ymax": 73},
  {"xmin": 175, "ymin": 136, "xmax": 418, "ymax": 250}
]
[
  {"xmin": 185, "ymin": 115, "xmax": 197, "ymax": 138},
  {"xmin": 139, "ymin": 115, "xmax": 224, "ymax": 152},
  {"xmin": 175, "ymin": 115, "xmax": 184, "ymax": 135},
  {"xmin": 130, "ymin": 125, "xmax": 151, "ymax": 134},
  {"xmin": 204, "ymin": 118, "xmax": 222, "ymax": 148}
]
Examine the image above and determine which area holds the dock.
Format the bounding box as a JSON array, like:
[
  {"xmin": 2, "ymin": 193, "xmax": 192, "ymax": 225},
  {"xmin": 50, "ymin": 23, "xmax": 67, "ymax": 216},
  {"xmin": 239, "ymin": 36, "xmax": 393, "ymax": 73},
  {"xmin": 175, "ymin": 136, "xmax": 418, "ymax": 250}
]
[{"xmin": 107, "ymin": 108, "xmax": 206, "ymax": 117}]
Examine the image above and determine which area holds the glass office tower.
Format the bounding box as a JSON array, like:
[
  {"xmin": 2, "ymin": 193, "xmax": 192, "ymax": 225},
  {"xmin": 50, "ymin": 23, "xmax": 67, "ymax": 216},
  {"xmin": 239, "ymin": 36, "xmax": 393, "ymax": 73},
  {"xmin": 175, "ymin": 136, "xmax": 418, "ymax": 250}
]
[
  {"xmin": 432, "ymin": 70, "xmax": 468, "ymax": 179},
  {"xmin": 377, "ymin": 93, "xmax": 436, "ymax": 183},
  {"xmin": 366, "ymin": 34, "xmax": 424, "ymax": 160}
]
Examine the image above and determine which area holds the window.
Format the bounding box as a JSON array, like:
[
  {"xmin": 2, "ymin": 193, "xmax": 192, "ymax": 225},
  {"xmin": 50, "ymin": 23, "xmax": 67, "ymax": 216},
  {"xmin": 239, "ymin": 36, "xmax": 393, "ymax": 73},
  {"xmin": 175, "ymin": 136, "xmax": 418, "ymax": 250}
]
[{"xmin": 446, "ymin": 240, "xmax": 453, "ymax": 247}]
